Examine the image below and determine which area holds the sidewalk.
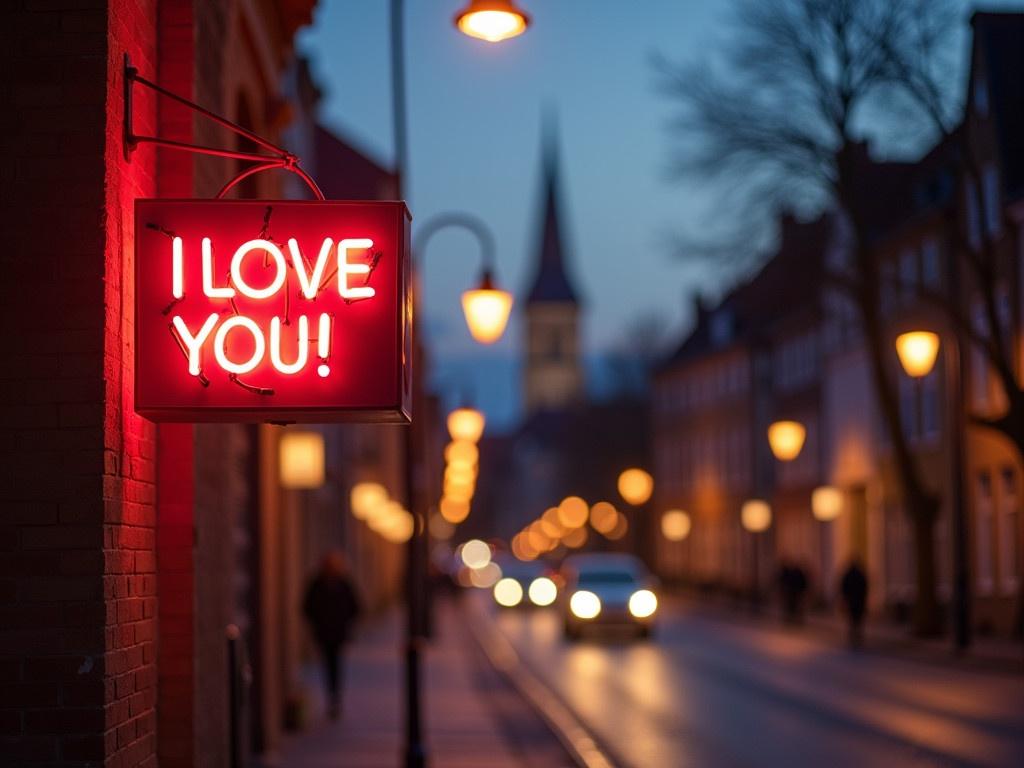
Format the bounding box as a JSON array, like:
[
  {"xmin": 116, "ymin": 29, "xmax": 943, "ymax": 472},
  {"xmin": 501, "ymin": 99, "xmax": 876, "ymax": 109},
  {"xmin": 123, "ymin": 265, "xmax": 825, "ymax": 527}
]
[
  {"xmin": 684, "ymin": 591, "xmax": 1024, "ymax": 674},
  {"xmin": 269, "ymin": 596, "xmax": 573, "ymax": 768}
]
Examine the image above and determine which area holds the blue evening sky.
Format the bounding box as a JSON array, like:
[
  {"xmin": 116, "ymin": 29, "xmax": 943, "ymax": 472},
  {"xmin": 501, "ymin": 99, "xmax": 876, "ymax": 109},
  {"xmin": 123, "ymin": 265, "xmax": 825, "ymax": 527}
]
[{"xmin": 298, "ymin": 0, "xmax": 1019, "ymax": 430}]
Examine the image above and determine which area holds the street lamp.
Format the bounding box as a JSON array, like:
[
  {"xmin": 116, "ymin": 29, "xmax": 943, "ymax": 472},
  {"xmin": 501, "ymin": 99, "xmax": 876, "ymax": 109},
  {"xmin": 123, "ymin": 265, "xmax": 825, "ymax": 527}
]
[
  {"xmin": 895, "ymin": 329, "xmax": 970, "ymax": 651},
  {"xmin": 447, "ymin": 406, "xmax": 486, "ymax": 444},
  {"xmin": 660, "ymin": 509, "xmax": 691, "ymax": 542},
  {"xmin": 742, "ymin": 499, "xmax": 771, "ymax": 609},
  {"xmin": 767, "ymin": 420, "xmax": 806, "ymax": 461},
  {"xmin": 454, "ymin": 0, "xmax": 531, "ymax": 42},
  {"xmin": 895, "ymin": 331, "xmax": 940, "ymax": 378},
  {"xmin": 462, "ymin": 271, "xmax": 514, "ymax": 344},
  {"xmin": 811, "ymin": 485, "xmax": 843, "ymax": 522},
  {"xmin": 617, "ymin": 468, "xmax": 654, "ymax": 506}
]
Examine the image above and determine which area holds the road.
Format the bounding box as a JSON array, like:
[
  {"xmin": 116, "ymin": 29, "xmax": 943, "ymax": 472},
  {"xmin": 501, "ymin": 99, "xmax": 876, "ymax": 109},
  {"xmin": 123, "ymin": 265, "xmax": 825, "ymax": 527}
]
[{"xmin": 486, "ymin": 596, "xmax": 1024, "ymax": 768}]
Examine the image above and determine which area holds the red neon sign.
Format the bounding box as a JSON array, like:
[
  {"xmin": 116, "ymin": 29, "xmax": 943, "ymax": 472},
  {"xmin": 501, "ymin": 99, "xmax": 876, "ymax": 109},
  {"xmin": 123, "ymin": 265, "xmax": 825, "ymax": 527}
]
[{"xmin": 135, "ymin": 200, "xmax": 411, "ymax": 423}]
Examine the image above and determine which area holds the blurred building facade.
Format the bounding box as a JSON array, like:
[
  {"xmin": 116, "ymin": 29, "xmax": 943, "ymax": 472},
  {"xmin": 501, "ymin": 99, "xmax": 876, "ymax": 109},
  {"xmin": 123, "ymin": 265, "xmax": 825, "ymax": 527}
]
[
  {"xmin": 0, "ymin": 3, "xmax": 416, "ymax": 766},
  {"xmin": 652, "ymin": 12, "xmax": 1024, "ymax": 639}
]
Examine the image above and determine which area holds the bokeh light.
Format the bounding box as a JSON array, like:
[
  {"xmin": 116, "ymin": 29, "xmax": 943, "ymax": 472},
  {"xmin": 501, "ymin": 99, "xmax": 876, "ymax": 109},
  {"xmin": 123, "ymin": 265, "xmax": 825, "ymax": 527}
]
[
  {"xmin": 617, "ymin": 468, "xmax": 654, "ymax": 505},
  {"xmin": 589, "ymin": 501, "xmax": 619, "ymax": 534},
  {"xmin": 528, "ymin": 576, "xmax": 557, "ymax": 606},
  {"xmin": 628, "ymin": 589, "xmax": 658, "ymax": 618},
  {"xmin": 557, "ymin": 496, "xmax": 589, "ymax": 529},
  {"xmin": 569, "ymin": 590, "xmax": 601, "ymax": 619},
  {"xmin": 661, "ymin": 509, "xmax": 691, "ymax": 541},
  {"xmin": 493, "ymin": 577, "xmax": 524, "ymax": 607},
  {"xmin": 460, "ymin": 539, "xmax": 492, "ymax": 569}
]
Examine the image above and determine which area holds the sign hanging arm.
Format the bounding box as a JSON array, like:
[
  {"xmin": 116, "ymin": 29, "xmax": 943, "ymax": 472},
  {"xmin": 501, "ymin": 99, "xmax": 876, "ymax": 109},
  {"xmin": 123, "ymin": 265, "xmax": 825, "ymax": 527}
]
[{"xmin": 122, "ymin": 54, "xmax": 324, "ymax": 201}]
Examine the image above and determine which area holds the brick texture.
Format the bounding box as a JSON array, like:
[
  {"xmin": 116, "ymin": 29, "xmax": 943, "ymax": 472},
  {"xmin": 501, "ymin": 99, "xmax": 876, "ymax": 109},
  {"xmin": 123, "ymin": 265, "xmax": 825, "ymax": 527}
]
[{"xmin": 0, "ymin": 1, "xmax": 158, "ymax": 765}]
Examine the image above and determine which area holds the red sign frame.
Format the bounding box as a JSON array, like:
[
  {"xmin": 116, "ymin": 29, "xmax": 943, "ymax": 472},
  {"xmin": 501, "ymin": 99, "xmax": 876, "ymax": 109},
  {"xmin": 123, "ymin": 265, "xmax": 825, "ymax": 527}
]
[{"xmin": 134, "ymin": 199, "xmax": 412, "ymax": 423}]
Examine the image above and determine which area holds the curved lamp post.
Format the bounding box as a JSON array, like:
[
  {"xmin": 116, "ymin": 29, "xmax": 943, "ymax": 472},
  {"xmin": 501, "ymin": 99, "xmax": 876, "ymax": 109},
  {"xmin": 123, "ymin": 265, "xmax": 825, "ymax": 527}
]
[
  {"xmin": 895, "ymin": 328, "xmax": 969, "ymax": 651},
  {"xmin": 414, "ymin": 212, "xmax": 513, "ymax": 346},
  {"xmin": 741, "ymin": 499, "xmax": 771, "ymax": 608}
]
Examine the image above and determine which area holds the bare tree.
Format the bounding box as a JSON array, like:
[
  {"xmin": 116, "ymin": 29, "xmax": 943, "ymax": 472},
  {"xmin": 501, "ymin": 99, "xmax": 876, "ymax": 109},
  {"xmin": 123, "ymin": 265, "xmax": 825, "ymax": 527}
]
[{"xmin": 656, "ymin": 0, "xmax": 977, "ymax": 635}]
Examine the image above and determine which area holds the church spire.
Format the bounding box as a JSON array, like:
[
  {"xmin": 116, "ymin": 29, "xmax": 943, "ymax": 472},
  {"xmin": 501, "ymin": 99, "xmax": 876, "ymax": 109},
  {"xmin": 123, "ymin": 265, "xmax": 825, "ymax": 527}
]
[{"xmin": 526, "ymin": 113, "xmax": 580, "ymax": 305}]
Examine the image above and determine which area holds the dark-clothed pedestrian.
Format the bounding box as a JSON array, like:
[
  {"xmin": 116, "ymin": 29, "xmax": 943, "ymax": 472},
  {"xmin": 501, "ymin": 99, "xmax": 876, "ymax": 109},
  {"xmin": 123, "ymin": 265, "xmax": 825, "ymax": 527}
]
[
  {"xmin": 778, "ymin": 562, "xmax": 808, "ymax": 624},
  {"xmin": 303, "ymin": 551, "xmax": 361, "ymax": 720},
  {"xmin": 840, "ymin": 559, "xmax": 869, "ymax": 648}
]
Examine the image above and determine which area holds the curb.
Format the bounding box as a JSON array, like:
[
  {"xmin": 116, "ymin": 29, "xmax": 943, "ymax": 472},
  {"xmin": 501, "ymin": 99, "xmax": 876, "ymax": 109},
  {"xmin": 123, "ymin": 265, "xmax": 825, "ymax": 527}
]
[{"xmin": 461, "ymin": 596, "xmax": 619, "ymax": 768}]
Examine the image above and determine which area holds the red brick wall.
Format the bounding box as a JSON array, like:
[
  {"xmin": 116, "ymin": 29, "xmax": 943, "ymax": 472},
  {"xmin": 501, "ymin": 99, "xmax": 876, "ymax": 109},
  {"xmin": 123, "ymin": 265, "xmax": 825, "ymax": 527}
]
[{"xmin": 0, "ymin": 1, "xmax": 159, "ymax": 765}]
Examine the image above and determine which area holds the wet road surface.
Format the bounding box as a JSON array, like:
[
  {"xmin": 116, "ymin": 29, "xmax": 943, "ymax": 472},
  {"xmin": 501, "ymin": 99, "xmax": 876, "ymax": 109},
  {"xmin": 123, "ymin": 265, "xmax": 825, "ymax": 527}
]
[{"xmin": 487, "ymin": 596, "xmax": 1024, "ymax": 768}]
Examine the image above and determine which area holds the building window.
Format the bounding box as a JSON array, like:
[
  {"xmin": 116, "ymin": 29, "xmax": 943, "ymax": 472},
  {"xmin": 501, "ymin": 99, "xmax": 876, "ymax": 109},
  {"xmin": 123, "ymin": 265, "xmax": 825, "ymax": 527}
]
[
  {"xmin": 976, "ymin": 470, "xmax": 995, "ymax": 594},
  {"xmin": 983, "ymin": 164, "xmax": 1001, "ymax": 236},
  {"xmin": 921, "ymin": 238, "xmax": 941, "ymax": 289},
  {"xmin": 1000, "ymin": 467, "xmax": 1019, "ymax": 593}
]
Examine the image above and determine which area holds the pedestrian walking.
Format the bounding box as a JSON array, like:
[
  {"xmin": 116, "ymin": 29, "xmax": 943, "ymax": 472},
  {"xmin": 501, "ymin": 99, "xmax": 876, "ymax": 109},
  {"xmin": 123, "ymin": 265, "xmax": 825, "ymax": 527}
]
[
  {"xmin": 840, "ymin": 559, "xmax": 869, "ymax": 648},
  {"xmin": 303, "ymin": 551, "xmax": 361, "ymax": 720}
]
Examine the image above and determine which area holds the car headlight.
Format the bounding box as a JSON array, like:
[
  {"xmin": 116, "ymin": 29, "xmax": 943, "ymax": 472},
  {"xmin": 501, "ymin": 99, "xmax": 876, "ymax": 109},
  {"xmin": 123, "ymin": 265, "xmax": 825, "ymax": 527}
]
[
  {"xmin": 493, "ymin": 578, "xmax": 523, "ymax": 607},
  {"xmin": 569, "ymin": 590, "xmax": 601, "ymax": 619},
  {"xmin": 628, "ymin": 589, "xmax": 658, "ymax": 618},
  {"xmin": 528, "ymin": 577, "xmax": 557, "ymax": 606}
]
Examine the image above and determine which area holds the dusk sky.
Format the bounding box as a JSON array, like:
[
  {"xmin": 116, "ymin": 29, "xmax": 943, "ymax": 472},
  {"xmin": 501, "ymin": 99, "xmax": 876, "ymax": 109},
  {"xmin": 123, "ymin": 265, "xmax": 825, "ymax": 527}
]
[{"xmin": 298, "ymin": 0, "xmax": 1018, "ymax": 429}]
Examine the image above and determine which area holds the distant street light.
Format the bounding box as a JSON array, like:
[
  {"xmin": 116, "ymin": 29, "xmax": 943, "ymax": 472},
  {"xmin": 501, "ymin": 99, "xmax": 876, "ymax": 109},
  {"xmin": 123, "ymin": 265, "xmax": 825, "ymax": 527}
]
[
  {"xmin": 741, "ymin": 499, "xmax": 772, "ymax": 533},
  {"xmin": 895, "ymin": 331, "xmax": 940, "ymax": 378},
  {"xmin": 617, "ymin": 468, "xmax": 654, "ymax": 506},
  {"xmin": 660, "ymin": 509, "xmax": 691, "ymax": 542},
  {"xmin": 447, "ymin": 406, "xmax": 486, "ymax": 444},
  {"xmin": 811, "ymin": 485, "xmax": 843, "ymax": 522},
  {"xmin": 455, "ymin": 0, "xmax": 531, "ymax": 42},
  {"xmin": 767, "ymin": 420, "xmax": 806, "ymax": 461},
  {"xmin": 742, "ymin": 499, "xmax": 771, "ymax": 609},
  {"xmin": 894, "ymin": 328, "xmax": 970, "ymax": 651}
]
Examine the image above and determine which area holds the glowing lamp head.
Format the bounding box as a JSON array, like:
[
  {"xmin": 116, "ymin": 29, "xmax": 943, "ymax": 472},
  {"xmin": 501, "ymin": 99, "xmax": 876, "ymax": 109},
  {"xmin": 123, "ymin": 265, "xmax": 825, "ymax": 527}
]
[
  {"xmin": 569, "ymin": 590, "xmax": 601, "ymax": 619},
  {"xmin": 767, "ymin": 420, "xmax": 806, "ymax": 461},
  {"xmin": 628, "ymin": 589, "xmax": 658, "ymax": 619},
  {"xmin": 447, "ymin": 406, "xmax": 485, "ymax": 443},
  {"xmin": 742, "ymin": 499, "xmax": 772, "ymax": 533},
  {"xmin": 661, "ymin": 509, "xmax": 691, "ymax": 542},
  {"xmin": 279, "ymin": 431, "xmax": 325, "ymax": 489},
  {"xmin": 454, "ymin": 0, "xmax": 530, "ymax": 42},
  {"xmin": 895, "ymin": 331, "xmax": 940, "ymax": 378},
  {"xmin": 461, "ymin": 271, "xmax": 513, "ymax": 344},
  {"xmin": 812, "ymin": 485, "xmax": 843, "ymax": 522},
  {"xmin": 617, "ymin": 468, "xmax": 654, "ymax": 506}
]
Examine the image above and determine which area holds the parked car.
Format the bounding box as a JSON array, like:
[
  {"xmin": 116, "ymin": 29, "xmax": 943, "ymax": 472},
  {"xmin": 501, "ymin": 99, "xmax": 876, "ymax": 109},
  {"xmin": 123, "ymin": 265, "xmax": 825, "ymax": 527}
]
[{"xmin": 559, "ymin": 553, "xmax": 658, "ymax": 640}]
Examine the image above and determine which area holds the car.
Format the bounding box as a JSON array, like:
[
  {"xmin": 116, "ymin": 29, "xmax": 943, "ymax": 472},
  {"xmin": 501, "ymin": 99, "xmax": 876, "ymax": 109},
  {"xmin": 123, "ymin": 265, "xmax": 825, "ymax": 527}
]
[
  {"xmin": 559, "ymin": 553, "xmax": 658, "ymax": 640},
  {"xmin": 491, "ymin": 557, "xmax": 560, "ymax": 608}
]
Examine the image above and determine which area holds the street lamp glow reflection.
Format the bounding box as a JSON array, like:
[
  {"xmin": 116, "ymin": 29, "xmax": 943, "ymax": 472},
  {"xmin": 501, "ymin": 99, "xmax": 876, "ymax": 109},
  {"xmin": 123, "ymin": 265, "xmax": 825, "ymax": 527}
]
[
  {"xmin": 493, "ymin": 577, "xmax": 523, "ymax": 607},
  {"xmin": 351, "ymin": 482, "xmax": 388, "ymax": 520},
  {"xmin": 528, "ymin": 576, "xmax": 557, "ymax": 606},
  {"xmin": 569, "ymin": 590, "xmax": 601, "ymax": 619},
  {"xmin": 454, "ymin": 0, "xmax": 530, "ymax": 43},
  {"xmin": 896, "ymin": 331, "xmax": 940, "ymax": 378},
  {"xmin": 461, "ymin": 284, "xmax": 513, "ymax": 344},
  {"xmin": 767, "ymin": 420, "xmax": 806, "ymax": 461},
  {"xmin": 628, "ymin": 589, "xmax": 658, "ymax": 618}
]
